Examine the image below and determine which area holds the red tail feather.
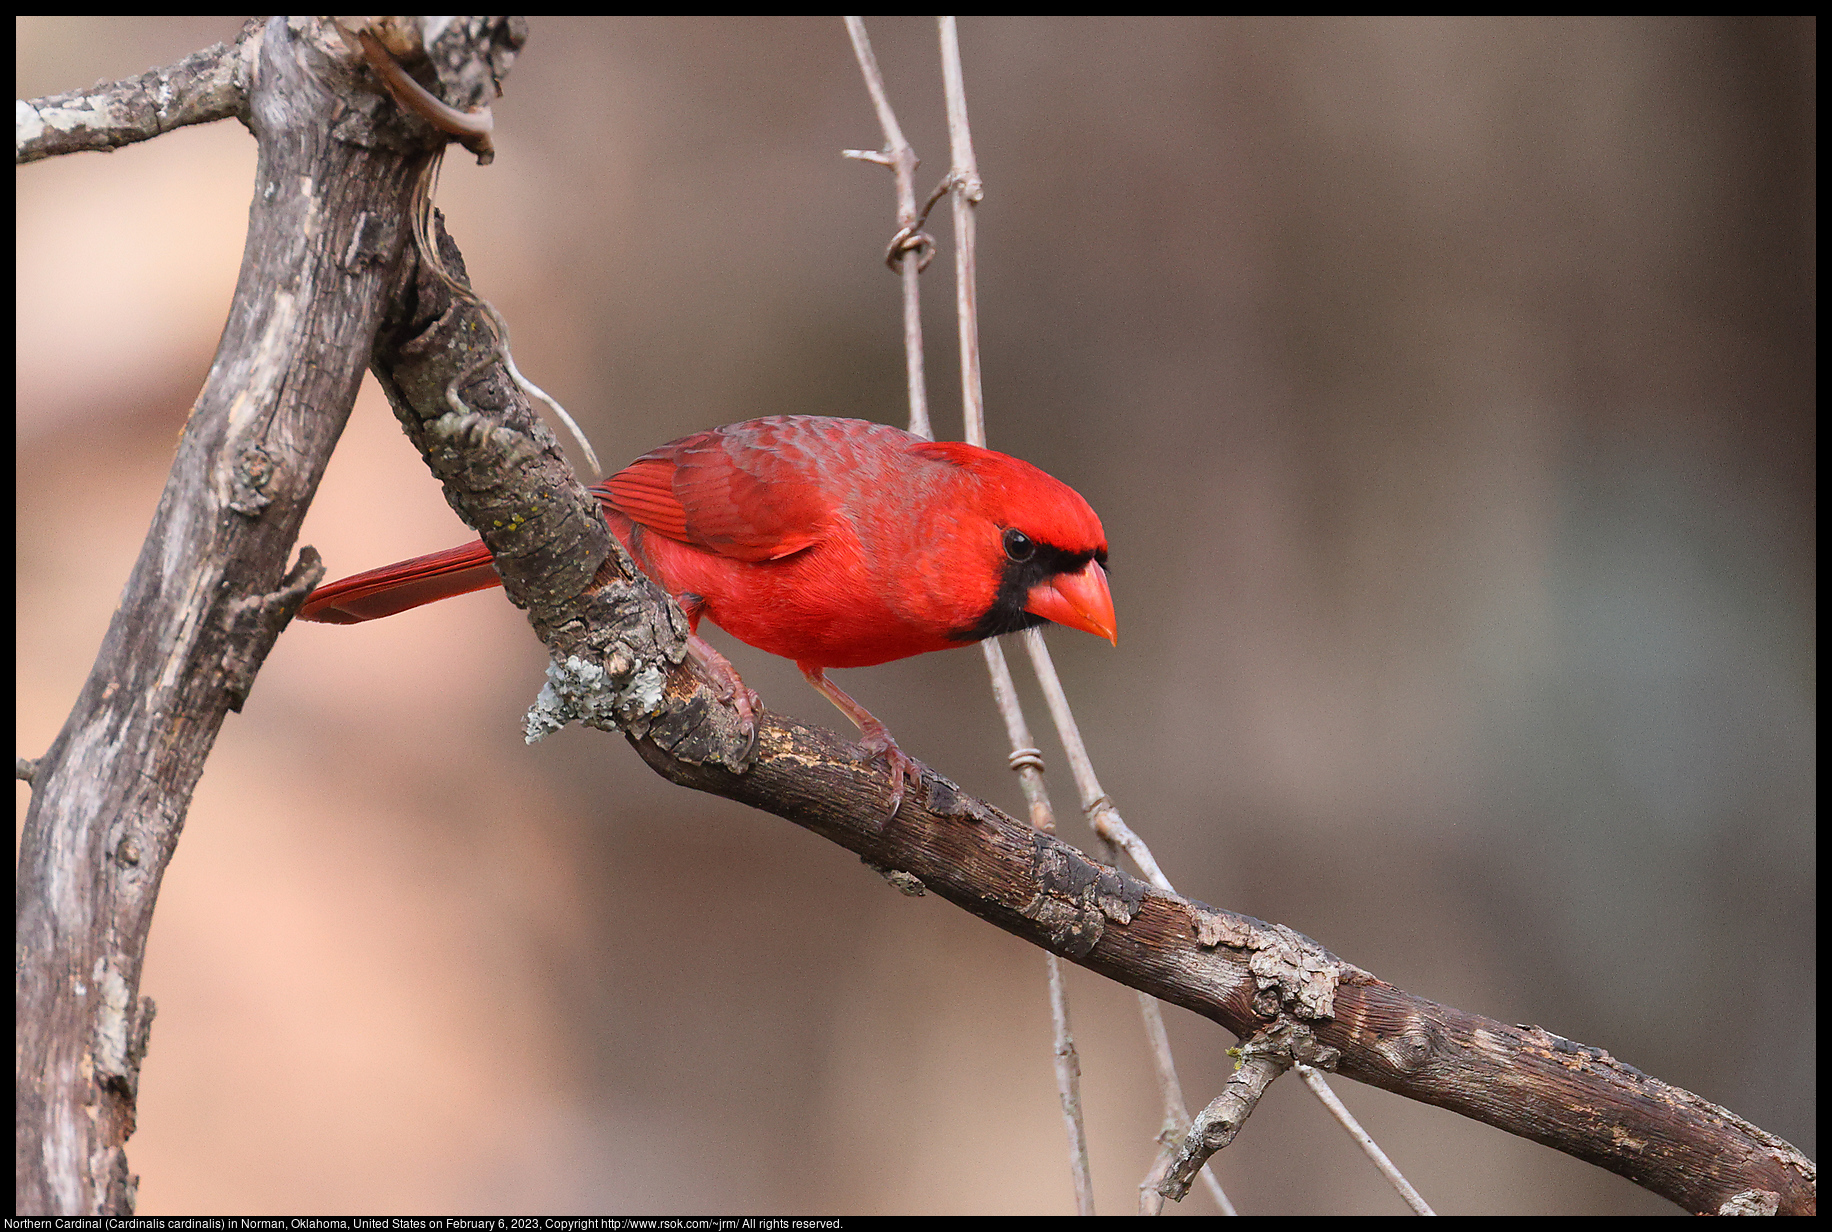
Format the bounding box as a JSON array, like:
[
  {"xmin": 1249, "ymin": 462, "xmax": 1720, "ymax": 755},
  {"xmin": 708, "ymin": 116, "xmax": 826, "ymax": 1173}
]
[{"xmin": 297, "ymin": 541, "xmax": 502, "ymax": 624}]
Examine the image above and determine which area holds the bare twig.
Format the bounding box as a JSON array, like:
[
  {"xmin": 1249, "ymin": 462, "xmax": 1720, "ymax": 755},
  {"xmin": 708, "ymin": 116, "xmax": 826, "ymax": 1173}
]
[
  {"xmin": 1134, "ymin": 989, "xmax": 1238, "ymax": 1215},
  {"xmin": 927, "ymin": 18, "xmax": 1110, "ymax": 1209},
  {"xmin": 1012, "ymin": 420, "xmax": 1430, "ymax": 1217},
  {"xmin": 1296, "ymin": 1063, "xmax": 1436, "ymax": 1215},
  {"xmin": 937, "ymin": 17, "xmax": 987, "ymax": 450},
  {"xmin": 980, "ymin": 637, "xmax": 1094, "ymax": 1214},
  {"xmin": 1018, "ymin": 626, "xmax": 1239, "ymax": 1208},
  {"xmin": 1046, "ymin": 954, "xmax": 1098, "ymax": 1216},
  {"xmin": 1157, "ymin": 1033, "xmax": 1293, "ymax": 1202},
  {"xmin": 1021, "ymin": 629, "xmax": 1173, "ymax": 889},
  {"xmin": 936, "ymin": 19, "xmax": 1235, "ymax": 1212},
  {"xmin": 936, "ymin": 12, "xmax": 1423, "ymax": 1203},
  {"xmin": 980, "ymin": 640, "xmax": 1054, "ymax": 831},
  {"xmin": 842, "ymin": 17, "xmax": 931, "ymax": 440},
  {"xmin": 941, "ymin": 21, "xmax": 1385, "ymax": 1205},
  {"xmin": 15, "ymin": 22, "xmax": 258, "ymax": 164},
  {"xmin": 947, "ymin": 25, "xmax": 1213, "ymax": 1210}
]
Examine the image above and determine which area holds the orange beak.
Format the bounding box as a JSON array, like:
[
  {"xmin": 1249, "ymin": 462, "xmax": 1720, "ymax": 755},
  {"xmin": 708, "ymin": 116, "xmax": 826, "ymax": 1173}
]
[{"xmin": 1025, "ymin": 560, "xmax": 1117, "ymax": 645}]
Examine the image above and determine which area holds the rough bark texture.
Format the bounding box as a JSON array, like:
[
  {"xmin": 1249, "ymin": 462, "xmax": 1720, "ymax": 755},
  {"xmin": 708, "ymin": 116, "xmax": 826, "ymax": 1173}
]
[
  {"xmin": 14, "ymin": 21, "xmax": 258, "ymax": 164},
  {"xmin": 14, "ymin": 16, "xmax": 523, "ymax": 1215},
  {"xmin": 366, "ymin": 216, "xmax": 759, "ymax": 773}
]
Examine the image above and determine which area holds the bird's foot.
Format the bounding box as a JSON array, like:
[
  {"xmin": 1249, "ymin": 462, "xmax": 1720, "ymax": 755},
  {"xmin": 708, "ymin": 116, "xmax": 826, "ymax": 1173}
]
[
  {"xmin": 686, "ymin": 633, "xmax": 762, "ymax": 761},
  {"xmin": 856, "ymin": 727, "xmax": 923, "ymax": 822},
  {"xmin": 798, "ymin": 664, "xmax": 922, "ymax": 821}
]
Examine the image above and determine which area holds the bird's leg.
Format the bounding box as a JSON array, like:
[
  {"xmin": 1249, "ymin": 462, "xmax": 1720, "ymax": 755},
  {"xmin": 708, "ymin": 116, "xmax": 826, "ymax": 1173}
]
[
  {"xmin": 799, "ymin": 663, "xmax": 921, "ymax": 820},
  {"xmin": 677, "ymin": 594, "xmax": 760, "ymax": 758}
]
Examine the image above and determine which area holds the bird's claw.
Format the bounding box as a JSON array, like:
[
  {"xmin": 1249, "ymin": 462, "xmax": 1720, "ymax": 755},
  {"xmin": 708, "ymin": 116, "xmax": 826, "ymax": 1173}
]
[
  {"xmin": 709, "ymin": 674, "xmax": 762, "ymax": 762},
  {"xmin": 730, "ymin": 685, "xmax": 762, "ymax": 763},
  {"xmin": 859, "ymin": 729, "xmax": 923, "ymax": 821},
  {"xmin": 686, "ymin": 632, "xmax": 762, "ymax": 763}
]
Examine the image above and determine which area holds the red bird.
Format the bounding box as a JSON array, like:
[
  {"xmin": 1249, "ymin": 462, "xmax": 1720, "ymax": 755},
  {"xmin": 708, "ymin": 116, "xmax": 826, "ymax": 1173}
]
[{"xmin": 300, "ymin": 415, "xmax": 1116, "ymax": 814}]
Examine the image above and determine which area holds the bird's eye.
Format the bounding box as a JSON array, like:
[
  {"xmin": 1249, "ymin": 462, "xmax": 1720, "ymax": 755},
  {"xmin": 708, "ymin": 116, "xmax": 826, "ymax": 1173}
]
[{"xmin": 1003, "ymin": 528, "xmax": 1035, "ymax": 561}]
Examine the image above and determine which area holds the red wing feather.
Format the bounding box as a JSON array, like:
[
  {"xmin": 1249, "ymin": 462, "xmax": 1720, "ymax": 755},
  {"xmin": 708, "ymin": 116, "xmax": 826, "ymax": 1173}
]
[
  {"xmin": 601, "ymin": 457, "xmax": 689, "ymax": 540},
  {"xmin": 604, "ymin": 426, "xmax": 832, "ymax": 562}
]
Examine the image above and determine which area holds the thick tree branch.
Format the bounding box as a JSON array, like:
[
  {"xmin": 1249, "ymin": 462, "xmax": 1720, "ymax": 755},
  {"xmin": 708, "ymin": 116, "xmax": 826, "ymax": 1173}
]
[
  {"xmin": 646, "ymin": 718, "xmax": 1814, "ymax": 1215},
  {"xmin": 15, "ymin": 16, "xmax": 525, "ymax": 1215},
  {"xmin": 363, "ymin": 217, "xmax": 754, "ymax": 774}
]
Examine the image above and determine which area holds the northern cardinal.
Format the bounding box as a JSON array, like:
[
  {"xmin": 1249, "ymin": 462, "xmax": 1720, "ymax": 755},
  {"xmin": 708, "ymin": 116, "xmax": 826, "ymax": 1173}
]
[{"xmin": 300, "ymin": 415, "xmax": 1115, "ymax": 814}]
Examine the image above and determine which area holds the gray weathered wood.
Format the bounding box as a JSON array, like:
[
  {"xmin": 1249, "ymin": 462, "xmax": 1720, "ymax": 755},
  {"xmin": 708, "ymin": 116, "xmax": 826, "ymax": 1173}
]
[{"xmin": 14, "ymin": 17, "xmax": 521, "ymax": 1214}]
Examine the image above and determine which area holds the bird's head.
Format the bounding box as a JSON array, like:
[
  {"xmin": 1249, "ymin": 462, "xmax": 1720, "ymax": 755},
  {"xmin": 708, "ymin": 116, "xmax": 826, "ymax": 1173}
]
[{"xmin": 913, "ymin": 440, "xmax": 1116, "ymax": 647}]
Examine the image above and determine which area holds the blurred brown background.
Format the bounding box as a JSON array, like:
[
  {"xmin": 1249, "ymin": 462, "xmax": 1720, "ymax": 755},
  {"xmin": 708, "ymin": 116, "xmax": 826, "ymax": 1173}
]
[{"xmin": 16, "ymin": 15, "xmax": 1814, "ymax": 1216}]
